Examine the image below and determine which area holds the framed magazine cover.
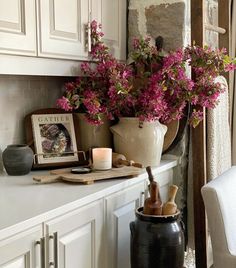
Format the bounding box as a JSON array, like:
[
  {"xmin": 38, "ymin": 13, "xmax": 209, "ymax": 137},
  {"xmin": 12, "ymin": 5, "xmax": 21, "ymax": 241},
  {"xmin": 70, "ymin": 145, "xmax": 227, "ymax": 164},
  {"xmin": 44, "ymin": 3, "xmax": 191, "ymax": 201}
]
[
  {"xmin": 25, "ymin": 108, "xmax": 88, "ymax": 169},
  {"xmin": 31, "ymin": 113, "xmax": 78, "ymax": 164}
]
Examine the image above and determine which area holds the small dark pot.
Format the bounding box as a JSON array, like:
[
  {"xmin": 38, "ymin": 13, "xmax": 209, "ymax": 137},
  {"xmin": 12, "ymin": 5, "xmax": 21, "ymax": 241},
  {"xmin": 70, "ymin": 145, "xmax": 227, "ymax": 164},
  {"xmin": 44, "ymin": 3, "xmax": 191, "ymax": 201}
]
[
  {"xmin": 130, "ymin": 207, "xmax": 185, "ymax": 268},
  {"xmin": 2, "ymin": 144, "xmax": 34, "ymax": 175}
]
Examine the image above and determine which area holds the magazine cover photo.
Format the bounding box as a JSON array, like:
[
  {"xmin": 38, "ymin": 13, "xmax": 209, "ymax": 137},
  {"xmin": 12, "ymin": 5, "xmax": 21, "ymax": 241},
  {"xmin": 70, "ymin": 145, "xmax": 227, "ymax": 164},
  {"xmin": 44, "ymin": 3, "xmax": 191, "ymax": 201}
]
[{"xmin": 31, "ymin": 113, "xmax": 78, "ymax": 164}]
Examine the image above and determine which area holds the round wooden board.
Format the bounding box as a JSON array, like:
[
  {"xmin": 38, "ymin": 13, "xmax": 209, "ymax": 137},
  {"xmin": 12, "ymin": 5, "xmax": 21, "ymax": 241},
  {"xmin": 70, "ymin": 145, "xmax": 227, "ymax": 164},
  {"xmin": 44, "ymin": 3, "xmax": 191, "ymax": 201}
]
[{"xmin": 162, "ymin": 120, "xmax": 179, "ymax": 153}]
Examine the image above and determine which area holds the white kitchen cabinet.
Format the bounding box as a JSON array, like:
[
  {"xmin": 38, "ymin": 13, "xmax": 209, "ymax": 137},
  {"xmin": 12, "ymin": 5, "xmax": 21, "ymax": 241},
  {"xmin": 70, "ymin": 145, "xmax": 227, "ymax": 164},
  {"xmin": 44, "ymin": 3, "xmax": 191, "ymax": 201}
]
[
  {"xmin": 105, "ymin": 182, "xmax": 145, "ymax": 268},
  {"xmin": 44, "ymin": 199, "xmax": 104, "ymax": 268},
  {"xmin": 101, "ymin": 0, "xmax": 127, "ymax": 61},
  {"xmin": 93, "ymin": 0, "xmax": 127, "ymax": 61},
  {"xmin": 0, "ymin": 0, "xmax": 90, "ymax": 60},
  {"xmin": 0, "ymin": 0, "xmax": 37, "ymax": 56},
  {"xmin": 0, "ymin": 201, "xmax": 104, "ymax": 268},
  {"xmin": 0, "ymin": 225, "xmax": 42, "ymax": 268},
  {"xmin": 0, "ymin": 0, "xmax": 127, "ymax": 75},
  {"xmin": 0, "ymin": 160, "xmax": 177, "ymax": 268},
  {"xmin": 37, "ymin": 0, "xmax": 90, "ymax": 60},
  {"xmin": 37, "ymin": 0, "xmax": 127, "ymax": 60}
]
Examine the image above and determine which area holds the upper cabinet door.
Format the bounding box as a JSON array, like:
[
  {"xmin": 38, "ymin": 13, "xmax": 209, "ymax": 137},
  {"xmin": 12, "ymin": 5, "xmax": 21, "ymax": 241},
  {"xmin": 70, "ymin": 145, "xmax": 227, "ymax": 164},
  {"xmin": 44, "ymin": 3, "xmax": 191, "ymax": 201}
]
[
  {"xmin": 37, "ymin": 0, "xmax": 89, "ymax": 60},
  {"xmin": 92, "ymin": 0, "xmax": 127, "ymax": 61},
  {"xmin": 0, "ymin": 0, "xmax": 37, "ymax": 56}
]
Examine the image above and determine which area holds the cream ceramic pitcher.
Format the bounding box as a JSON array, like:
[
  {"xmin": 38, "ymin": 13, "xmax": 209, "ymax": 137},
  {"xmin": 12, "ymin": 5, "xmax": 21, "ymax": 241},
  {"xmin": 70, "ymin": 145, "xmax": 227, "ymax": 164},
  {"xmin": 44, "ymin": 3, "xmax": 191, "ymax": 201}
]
[{"xmin": 110, "ymin": 117, "xmax": 167, "ymax": 167}]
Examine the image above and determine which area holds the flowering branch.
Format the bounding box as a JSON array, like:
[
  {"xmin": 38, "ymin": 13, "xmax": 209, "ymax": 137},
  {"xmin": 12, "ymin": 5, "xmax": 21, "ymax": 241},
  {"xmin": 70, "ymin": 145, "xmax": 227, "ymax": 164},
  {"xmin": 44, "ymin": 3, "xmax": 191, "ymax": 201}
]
[{"xmin": 57, "ymin": 20, "xmax": 236, "ymax": 127}]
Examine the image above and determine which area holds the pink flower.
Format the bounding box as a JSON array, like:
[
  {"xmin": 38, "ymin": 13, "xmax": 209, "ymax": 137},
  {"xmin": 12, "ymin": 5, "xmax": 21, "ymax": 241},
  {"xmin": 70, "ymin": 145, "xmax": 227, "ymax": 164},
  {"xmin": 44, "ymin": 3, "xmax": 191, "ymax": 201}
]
[
  {"xmin": 189, "ymin": 110, "xmax": 204, "ymax": 128},
  {"xmin": 81, "ymin": 62, "xmax": 91, "ymax": 74},
  {"xmin": 132, "ymin": 38, "xmax": 140, "ymax": 49},
  {"xmin": 225, "ymin": 63, "xmax": 236, "ymax": 72},
  {"xmin": 163, "ymin": 49, "xmax": 184, "ymax": 69},
  {"xmin": 56, "ymin": 97, "xmax": 73, "ymax": 111},
  {"xmin": 121, "ymin": 69, "xmax": 133, "ymax": 79},
  {"xmin": 65, "ymin": 82, "xmax": 76, "ymax": 92}
]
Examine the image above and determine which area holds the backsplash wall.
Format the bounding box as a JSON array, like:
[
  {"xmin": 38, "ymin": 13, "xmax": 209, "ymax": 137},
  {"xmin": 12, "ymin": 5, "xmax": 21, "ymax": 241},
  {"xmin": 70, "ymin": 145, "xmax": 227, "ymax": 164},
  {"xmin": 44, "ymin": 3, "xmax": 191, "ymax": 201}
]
[{"xmin": 0, "ymin": 75, "xmax": 67, "ymax": 170}]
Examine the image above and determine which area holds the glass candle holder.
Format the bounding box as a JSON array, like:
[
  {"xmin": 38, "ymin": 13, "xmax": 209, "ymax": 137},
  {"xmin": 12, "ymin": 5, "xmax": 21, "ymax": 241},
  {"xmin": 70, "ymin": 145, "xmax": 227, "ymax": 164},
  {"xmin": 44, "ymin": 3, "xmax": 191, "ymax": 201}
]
[{"xmin": 92, "ymin": 148, "xmax": 112, "ymax": 170}]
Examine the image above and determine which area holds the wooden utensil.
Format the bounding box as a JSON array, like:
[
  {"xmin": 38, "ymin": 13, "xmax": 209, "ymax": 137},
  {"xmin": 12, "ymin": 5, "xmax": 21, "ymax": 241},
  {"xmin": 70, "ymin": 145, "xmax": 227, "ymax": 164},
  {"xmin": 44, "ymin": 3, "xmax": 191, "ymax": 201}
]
[
  {"xmin": 146, "ymin": 166, "xmax": 155, "ymax": 183},
  {"xmin": 112, "ymin": 152, "xmax": 143, "ymax": 168},
  {"xmin": 162, "ymin": 185, "xmax": 178, "ymax": 215},
  {"xmin": 143, "ymin": 166, "xmax": 162, "ymax": 215},
  {"xmin": 33, "ymin": 166, "xmax": 142, "ymax": 185},
  {"xmin": 143, "ymin": 181, "xmax": 162, "ymax": 215}
]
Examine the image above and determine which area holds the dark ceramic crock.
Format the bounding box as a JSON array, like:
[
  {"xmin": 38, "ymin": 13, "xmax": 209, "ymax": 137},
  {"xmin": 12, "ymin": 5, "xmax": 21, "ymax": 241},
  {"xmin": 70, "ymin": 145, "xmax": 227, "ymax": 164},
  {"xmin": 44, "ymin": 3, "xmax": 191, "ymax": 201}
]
[
  {"xmin": 130, "ymin": 207, "xmax": 185, "ymax": 268},
  {"xmin": 2, "ymin": 144, "xmax": 34, "ymax": 175}
]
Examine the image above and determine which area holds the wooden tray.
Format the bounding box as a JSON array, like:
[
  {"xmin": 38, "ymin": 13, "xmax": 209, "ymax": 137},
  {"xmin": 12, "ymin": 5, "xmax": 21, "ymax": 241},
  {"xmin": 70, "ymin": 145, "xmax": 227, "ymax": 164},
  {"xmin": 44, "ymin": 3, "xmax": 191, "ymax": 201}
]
[
  {"xmin": 163, "ymin": 120, "xmax": 179, "ymax": 153},
  {"xmin": 162, "ymin": 105, "xmax": 190, "ymax": 153},
  {"xmin": 33, "ymin": 166, "xmax": 143, "ymax": 185}
]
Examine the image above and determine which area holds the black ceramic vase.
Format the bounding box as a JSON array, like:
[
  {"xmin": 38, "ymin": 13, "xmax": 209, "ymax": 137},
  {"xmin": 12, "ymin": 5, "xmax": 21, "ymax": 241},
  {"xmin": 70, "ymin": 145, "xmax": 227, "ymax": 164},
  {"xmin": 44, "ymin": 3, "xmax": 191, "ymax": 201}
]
[
  {"xmin": 130, "ymin": 207, "xmax": 185, "ymax": 268},
  {"xmin": 2, "ymin": 144, "xmax": 34, "ymax": 175}
]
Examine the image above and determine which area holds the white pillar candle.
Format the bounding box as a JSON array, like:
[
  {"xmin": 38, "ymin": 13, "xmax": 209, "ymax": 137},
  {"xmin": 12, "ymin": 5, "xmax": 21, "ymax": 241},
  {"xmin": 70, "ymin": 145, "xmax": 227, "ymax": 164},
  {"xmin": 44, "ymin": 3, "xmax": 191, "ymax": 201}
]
[{"xmin": 92, "ymin": 148, "xmax": 112, "ymax": 170}]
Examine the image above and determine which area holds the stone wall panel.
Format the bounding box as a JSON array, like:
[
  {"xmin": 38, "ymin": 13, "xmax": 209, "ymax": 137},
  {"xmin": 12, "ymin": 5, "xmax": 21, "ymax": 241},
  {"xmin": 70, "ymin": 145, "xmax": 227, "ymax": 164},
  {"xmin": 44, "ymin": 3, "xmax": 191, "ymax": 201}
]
[{"xmin": 145, "ymin": 3, "xmax": 185, "ymax": 51}]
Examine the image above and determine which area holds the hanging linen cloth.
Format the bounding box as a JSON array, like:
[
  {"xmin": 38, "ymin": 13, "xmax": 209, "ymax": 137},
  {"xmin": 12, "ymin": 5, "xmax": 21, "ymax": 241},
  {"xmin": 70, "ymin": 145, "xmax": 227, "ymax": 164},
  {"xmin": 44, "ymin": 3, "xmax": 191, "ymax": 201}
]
[
  {"xmin": 207, "ymin": 76, "xmax": 232, "ymax": 181},
  {"xmin": 230, "ymin": 0, "xmax": 236, "ymax": 164}
]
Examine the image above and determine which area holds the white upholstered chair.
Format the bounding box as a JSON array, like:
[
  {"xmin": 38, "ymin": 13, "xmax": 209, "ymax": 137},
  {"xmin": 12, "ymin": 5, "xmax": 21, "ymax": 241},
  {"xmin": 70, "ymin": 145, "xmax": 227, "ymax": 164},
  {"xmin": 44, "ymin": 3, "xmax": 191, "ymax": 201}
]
[{"xmin": 201, "ymin": 167, "xmax": 236, "ymax": 268}]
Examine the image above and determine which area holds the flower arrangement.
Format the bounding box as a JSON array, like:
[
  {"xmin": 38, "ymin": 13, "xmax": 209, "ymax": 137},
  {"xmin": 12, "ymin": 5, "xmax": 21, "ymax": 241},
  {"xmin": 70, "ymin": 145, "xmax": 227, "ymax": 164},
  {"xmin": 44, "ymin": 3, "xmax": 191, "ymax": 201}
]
[{"xmin": 57, "ymin": 20, "xmax": 236, "ymax": 127}]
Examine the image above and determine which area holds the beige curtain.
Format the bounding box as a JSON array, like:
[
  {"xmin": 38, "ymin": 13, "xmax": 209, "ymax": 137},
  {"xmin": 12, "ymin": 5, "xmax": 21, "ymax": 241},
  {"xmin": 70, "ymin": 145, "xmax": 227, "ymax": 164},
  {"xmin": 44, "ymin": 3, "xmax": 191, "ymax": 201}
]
[{"xmin": 231, "ymin": 0, "xmax": 236, "ymax": 164}]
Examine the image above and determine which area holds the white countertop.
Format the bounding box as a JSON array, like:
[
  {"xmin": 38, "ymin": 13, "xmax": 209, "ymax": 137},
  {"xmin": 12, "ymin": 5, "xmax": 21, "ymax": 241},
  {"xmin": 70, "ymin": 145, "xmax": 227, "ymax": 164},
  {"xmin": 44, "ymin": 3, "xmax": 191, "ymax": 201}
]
[{"xmin": 0, "ymin": 159, "xmax": 177, "ymax": 240}]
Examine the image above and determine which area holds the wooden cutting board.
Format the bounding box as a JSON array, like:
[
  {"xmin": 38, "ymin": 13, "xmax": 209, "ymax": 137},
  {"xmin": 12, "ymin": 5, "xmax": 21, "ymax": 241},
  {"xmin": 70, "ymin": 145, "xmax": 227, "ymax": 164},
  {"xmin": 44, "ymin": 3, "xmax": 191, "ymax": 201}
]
[{"xmin": 33, "ymin": 166, "xmax": 143, "ymax": 185}]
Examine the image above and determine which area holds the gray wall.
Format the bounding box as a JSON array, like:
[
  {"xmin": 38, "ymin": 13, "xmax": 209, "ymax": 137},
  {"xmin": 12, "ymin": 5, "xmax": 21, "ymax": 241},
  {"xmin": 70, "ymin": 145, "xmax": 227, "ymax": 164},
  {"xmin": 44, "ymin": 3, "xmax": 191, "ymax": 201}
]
[{"xmin": 0, "ymin": 75, "xmax": 66, "ymax": 169}]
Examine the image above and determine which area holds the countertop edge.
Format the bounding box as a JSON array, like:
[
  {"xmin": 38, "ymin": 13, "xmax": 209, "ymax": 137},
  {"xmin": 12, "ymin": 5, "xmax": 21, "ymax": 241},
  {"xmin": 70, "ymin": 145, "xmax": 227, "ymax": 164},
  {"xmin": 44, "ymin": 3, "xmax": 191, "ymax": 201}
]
[{"xmin": 0, "ymin": 159, "xmax": 178, "ymax": 240}]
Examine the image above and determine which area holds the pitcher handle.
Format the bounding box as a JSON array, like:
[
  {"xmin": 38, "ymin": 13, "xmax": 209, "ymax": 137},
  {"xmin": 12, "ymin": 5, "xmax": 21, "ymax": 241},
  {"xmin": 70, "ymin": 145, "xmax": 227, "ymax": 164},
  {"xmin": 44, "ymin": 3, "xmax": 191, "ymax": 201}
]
[
  {"xmin": 156, "ymin": 121, "xmax": 168, "ymax": 135},
  {"xmin": 162, "ymin": 124, "xmax": 168, "ymax": 135}
]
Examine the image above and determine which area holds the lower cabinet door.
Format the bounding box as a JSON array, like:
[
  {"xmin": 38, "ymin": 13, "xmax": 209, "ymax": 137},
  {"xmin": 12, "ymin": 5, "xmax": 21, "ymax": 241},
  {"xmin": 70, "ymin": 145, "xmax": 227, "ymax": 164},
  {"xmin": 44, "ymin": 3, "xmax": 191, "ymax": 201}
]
[
  {"xmin": 0, "ymin": 225, "xmax": 43, "ymax": 268},
  {"xmin": 44, "ymin": 199, "xmax": 104, "ymax": 268},
  {"xmin": 105, "ymin": 182, "xmax": 144, "ymax": 268}
]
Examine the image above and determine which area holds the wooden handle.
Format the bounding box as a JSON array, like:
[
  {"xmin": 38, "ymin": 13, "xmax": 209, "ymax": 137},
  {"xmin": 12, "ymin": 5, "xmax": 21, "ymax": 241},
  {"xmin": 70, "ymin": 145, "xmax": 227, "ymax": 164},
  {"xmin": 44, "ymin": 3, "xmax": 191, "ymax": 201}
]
[
  {"xmin": 130, "ymin": 161, "xmax": 143, "ymax": 168},
  {"xmin": 150, "ymin": 181, "xmax": 158, "ymax": 202},
  {"xmin": 118, "ymin": 159, "xmax": 130, "ymax": 166},
  {"xmin": 119, "ymin": 159, "xmax": 143, "ymax": 168},
  {"xmin": 168, "ymin": 185, "xmax": 178, "ymax": 202},
  {"xmin": 33, "ymin": 175, "xmax": 61, "ymax": 184},
  {"xmin": 112, "ymin": 153, "xmax": 143, "ymax": 168},
  {"xmin": 146, "ymin": 166, "xmax": 154, "ymax": 182},
  {"xmin": 162, "ymin": 185, "xmax": 178, "ymax": 215},
  {"xmin": 112, "ymin": 153, "xmax": 126, "ymax": 167}
]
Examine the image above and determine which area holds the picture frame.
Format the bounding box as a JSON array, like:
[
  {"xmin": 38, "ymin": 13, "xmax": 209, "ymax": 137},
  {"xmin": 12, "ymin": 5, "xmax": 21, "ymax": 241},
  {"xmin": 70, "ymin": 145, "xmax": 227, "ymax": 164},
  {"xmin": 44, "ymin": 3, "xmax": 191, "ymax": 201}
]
[
  {"xmin": 31, "ymin": 113, "xmax": 78, "ymax": 164},
  {"xmin": 25, "ymin": 108, "xmax": 88, "ymax": 169}
]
